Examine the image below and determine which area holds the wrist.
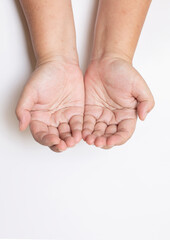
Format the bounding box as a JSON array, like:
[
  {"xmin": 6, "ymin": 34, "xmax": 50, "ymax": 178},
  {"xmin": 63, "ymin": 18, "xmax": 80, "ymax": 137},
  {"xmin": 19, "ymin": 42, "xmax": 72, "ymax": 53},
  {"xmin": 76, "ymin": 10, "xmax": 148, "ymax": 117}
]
[
  {"xmin": 91, "ymin": 50, "xmax": 133, "ymax": 64},
  {"xmin": 91, "ymin": 25, "xmax": 134, "ymax": 64},
  {"xmin": 35, "ymin": 52, "xmax": 79, "ymax": 68}
]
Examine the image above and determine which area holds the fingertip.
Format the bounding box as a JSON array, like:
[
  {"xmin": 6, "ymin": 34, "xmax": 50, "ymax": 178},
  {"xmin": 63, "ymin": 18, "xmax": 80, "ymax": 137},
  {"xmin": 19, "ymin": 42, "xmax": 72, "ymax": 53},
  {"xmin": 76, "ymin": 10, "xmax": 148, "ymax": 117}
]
[
  {"xmin": 19, "ymin": 121, "xmax": 28, "ymax": 131},
  {"xmin": 57, "ymin": 140, "xmax": 68, "ymax": 151},
  {"xmin": 82, "ymin": 129, "xmax": 91, "ymax": 140},
  {"xmin": 138, "ymin": 115, "xmax": 145, "ymax": 121},
  {"xmin": 50, "ymin": 141, "xmax": 67, "ymax": 153},
  {"xmin": 19, "ymin": 123, "xmax": 24, "ymax": 131},
  {"xmin": 72, "ymin": 130, "xmax": 82, "ymax": 143},
  {"xmin": 65, "ymin": 136, "xmax": 76, "ymax": 147},
  {"xmin": 85, "ymin": 134, "xmax": 96, "ymax": 145},
  {"xmin": 138, "ymin": 111, "xmax": 147, "ymax": 121},
  {"xmin": 106, "ymin": 137, "xmax": 115, "ymax": 147},
  {"xmin": 94, "ymin": 136, "xmax": 106, "ymax": 147},
  {"xmin": 137, "ymin": 99, "xmax": 154, "ymax": 121},
  {"xmin": 143, "ymin": 112, "xmax": 148, "ymax": 120},
  {"xmin": 42, "ymin": 134, "xmax": 60, "ymax": 146},
  {"xmin": 17, "ymin": 110, "xmax": 30, "ymax": 131}
]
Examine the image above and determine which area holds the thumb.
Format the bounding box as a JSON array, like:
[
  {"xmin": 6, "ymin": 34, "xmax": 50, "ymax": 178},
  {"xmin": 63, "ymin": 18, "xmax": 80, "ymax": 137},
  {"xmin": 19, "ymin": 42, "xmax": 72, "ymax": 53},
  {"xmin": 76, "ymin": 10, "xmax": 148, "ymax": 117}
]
[
  {"xmin": 132, "ymin": 76, "xmax": 155, "ymax": 121},
  {"xmin": 15, "ymin": 87, "xmax": 37, "ymax": 131}
]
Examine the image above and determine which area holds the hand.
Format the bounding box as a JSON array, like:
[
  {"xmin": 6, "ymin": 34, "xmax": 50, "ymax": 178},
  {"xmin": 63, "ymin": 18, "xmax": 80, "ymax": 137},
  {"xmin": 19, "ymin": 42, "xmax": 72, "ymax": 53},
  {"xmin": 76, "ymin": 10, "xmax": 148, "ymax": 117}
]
[
  {"xmin": 82, "ymin": 57, "xmax": 155, "ymax": 149},
  {"xmin": 16, "ymin": 58, "xmax": 84, "ymax": 152}
]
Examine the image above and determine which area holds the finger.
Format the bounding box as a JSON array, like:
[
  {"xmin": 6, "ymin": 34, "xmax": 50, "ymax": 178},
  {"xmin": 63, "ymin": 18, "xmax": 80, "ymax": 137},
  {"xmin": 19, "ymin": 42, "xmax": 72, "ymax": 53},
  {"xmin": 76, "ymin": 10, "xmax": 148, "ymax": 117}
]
[
  {"xmin": 85, "ymin": 134, "xmax": 97, "ymax": 145},
  {"xmin": 58, "ymin": 122, "xmax": 75, "ymax": 147},
  {"xmin": 137, "ymin": 100, "xmax": 155, "ymax": 120},
  {"xmin": 69, "ymin": 115, "xmax": 83, "ymax": 143},
  {"xmin": 50, "ymin": 140, "xmax": 67, "ymax": 152},
  {"xmin": 16, "ymin": 87, "xmax": 37, "ymax": 131},
  {"xmin": 82, "ymin": 114, "xmax": 96, "ymax": 140},
  {"xmin": 48, "ymin": 126, "xmax": 67, "ymax": 152},
  {"xmin": 47, "ymin": 126, "xmax": 64, "ymax": 150},
  {"xmin": 93, "ymin": 122, "xmax": 107, "ymax": 147},
  {"xmin": 30, "ymin": 121, "xmax": 60, "ymax": 146},
  {"xmin": 95, "ymin": 124, "xmax": 117, "ymax": 148},
  {"xmin": 93, "ymin": 122, "xmax": 107, "ymax": 136},
  {"xmin": 94, "ymin": 136, "xmax": 106, "ymax": 147},
  {"xmin": 106, "ymin": 119, "xmax": 136, "ymax": 147},
  {"xmin": 48, "ymin": 126, "xmax": 59, "ymax": 136},
  {"xmin": 132, "ymin": 77, "xmax": 155, "ymax": 121},
  {"xmin": 105, "ymin": 124, "xmax": 117, "ymax": 136}
]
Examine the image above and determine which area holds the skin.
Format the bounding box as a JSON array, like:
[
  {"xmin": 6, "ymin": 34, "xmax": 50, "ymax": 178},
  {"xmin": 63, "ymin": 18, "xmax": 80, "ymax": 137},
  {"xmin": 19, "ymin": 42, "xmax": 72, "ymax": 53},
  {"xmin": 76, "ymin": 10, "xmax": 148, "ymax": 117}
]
[
  {"xmin": 16, "ymin": 0, "xmax": 84, "ymax": 152},
  {"xmin": 82, "ymin": 0, "xmax": 155, "ymax": 149},
  {"xmin": 16, "ymin": 0, "xmax": 155, "ymax": 152}
]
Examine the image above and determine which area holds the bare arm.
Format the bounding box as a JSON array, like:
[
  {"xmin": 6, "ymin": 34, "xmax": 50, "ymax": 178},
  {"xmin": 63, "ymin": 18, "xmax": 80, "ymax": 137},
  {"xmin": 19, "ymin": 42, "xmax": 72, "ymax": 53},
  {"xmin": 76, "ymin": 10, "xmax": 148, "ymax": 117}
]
[
  {"xmin": 19, "ymin": 0, "xmax": 78, "ymax": 64},
  {"xmin": 92, "ymin": 0, "xmax": 152, "ymax": 62}
]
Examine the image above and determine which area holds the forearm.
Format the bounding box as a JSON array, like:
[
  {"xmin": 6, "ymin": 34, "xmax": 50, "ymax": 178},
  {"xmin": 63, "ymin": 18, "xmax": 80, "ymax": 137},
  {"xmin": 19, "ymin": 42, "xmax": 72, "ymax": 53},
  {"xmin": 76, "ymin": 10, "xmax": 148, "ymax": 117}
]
[
  {"xmin": 92, "ymin": 0, "xmax": 152, "ymax": 62},
  {"xmin": 19, "ymin": 0, "xmax": 78, "ymax": 64}
]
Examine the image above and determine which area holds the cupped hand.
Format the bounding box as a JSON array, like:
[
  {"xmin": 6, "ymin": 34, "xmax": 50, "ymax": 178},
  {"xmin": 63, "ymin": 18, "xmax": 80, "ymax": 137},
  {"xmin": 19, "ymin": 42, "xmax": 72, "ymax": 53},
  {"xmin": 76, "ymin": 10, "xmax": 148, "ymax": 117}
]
[
  {"xmin": 16, "ymin": 58, "xmax": 84, "ymax": 152},
  {"xmin": 82, "ymin": 57, "xmax": 155, "ymax": 149}
]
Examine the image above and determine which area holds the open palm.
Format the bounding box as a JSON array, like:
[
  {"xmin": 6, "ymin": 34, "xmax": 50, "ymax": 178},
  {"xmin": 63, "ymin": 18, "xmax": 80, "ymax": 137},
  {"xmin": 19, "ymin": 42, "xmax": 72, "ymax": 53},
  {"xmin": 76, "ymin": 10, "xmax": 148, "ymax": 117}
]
[
  {"xmin": 83, "ymin": 58, "xmax": 155, "ymax": 149},
  {"xmin": 16, "ymin": 60, "xmax": 84, "ymax": 152}
]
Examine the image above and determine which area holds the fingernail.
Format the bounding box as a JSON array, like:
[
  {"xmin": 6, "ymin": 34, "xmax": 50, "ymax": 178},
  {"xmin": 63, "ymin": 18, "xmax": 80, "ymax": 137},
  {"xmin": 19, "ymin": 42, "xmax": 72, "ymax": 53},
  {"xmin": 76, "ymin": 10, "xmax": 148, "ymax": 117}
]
[{"xmin": 58, "ymin": 149, "xmax": 63, "ymax": 152}]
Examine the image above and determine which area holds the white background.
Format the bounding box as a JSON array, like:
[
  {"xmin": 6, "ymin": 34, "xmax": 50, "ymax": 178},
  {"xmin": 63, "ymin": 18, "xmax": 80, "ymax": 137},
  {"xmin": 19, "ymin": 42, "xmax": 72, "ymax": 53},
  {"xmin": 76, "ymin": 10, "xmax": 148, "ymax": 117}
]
[{"xmin": 0, "ymin": 0, "xmax": 170, "ymax": 239}]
